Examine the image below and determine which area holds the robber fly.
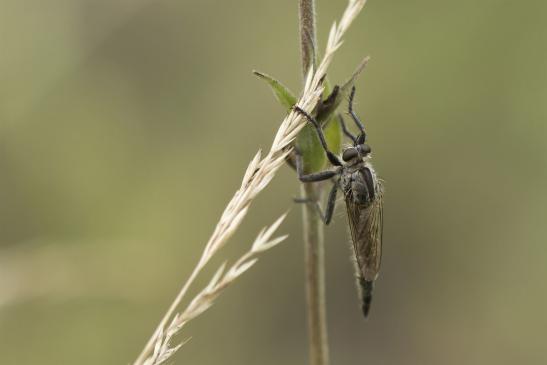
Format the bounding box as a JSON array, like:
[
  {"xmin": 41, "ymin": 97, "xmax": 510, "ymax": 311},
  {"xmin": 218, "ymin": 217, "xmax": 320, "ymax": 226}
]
[{"xmin": 294, "ymin": 86, "xmax": 384, "ymax": 318}]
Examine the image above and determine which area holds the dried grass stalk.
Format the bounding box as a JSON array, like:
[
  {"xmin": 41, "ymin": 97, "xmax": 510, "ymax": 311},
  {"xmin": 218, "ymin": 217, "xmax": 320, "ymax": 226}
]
[
  {"xmin": 133, "ymin": 1, "xmax": 367, "ymax": 364},
  {"xmin": 143, "ymin": 216, "xmax": 289, "ymax": 365}
]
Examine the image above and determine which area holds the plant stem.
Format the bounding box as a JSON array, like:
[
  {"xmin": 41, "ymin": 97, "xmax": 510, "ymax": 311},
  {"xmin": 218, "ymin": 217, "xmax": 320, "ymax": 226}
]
[
  {"xmin": 299, "ymin": 0, "xmax": 317, "ymax": 73},
  {"xmin": 301, "ymin": 183, "xmax": 330, "ymax": 365},
  {"xmin": 299, "ymin": 1, "xmax": 330, "ymax": 365}
]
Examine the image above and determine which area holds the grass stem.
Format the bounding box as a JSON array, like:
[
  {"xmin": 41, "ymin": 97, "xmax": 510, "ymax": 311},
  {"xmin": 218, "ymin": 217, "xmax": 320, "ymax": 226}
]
[{"xmin": 299, "ymin": 1, "xmax": 330, "ymax": 365}]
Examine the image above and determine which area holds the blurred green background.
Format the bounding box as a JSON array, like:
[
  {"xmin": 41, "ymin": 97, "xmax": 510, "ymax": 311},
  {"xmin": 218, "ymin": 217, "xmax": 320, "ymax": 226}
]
[{"xmin": 1, "ymin": 0, "xmax": 546, "ymax": 364}]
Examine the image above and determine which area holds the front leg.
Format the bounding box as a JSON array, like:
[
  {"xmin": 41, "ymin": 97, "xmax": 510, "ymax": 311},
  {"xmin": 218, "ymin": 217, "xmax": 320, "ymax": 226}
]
[
  {"xmin": 295, "ymin": 147, "xmax": 341, "ymax": 183},
  {"xmin": 293, "ymin": 106, "xmax": 343, "ymax": 167}
]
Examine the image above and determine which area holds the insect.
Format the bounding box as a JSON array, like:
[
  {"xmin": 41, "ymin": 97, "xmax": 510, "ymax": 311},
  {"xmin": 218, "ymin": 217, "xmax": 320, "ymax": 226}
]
[{"xmin": 294, "ymin": 86, "xmax": 384, "ymax": 318}]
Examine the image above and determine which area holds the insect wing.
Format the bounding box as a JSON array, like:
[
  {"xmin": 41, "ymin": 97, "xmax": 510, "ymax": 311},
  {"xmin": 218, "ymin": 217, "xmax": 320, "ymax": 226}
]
[{"xmin": 345, "ymin": 182, "xmax": 384, "ymax": 281}]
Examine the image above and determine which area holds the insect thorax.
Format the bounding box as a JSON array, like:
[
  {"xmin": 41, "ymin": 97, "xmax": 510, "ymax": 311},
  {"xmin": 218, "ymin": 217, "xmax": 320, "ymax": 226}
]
[{"xmin": 341, "ymin": 161, "xmax": 379, "ymax": 205}]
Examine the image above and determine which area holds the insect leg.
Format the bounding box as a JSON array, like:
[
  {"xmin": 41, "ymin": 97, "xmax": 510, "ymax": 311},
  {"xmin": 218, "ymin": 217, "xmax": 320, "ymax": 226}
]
[
  {"xmin": 294, "ymin": 106, "xmax": 343, "ymax": 167},
  {"xmin": 348, "ymin": 86, "xmax": 367, "ymax": 143},
  {"xmin": 338, "ymin": 114, "xmax": 357, "ymax": 143},
  {"xmin": 294, "ymin": 181, "xmax": 338, "ymax": 225},
  {"xmin": 321, "ymin": 181, "xmax": 338, "ymax": 225},
  {"xmin": 295, "ymin": 147, "xmax": 340, "ymax": 183}
]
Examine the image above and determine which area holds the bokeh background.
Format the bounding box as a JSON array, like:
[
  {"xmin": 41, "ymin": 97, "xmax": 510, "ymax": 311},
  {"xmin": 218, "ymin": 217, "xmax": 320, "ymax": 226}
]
[{"xmin": 1, "ymin": 0, "xmax": 546, "ymax": 364}]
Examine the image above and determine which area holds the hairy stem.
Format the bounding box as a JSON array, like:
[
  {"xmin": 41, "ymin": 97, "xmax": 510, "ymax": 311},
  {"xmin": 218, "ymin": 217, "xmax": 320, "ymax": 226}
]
[
  {"xmin": 299, "ymin": 0, "xmax": 317, "ymax": 73},
  {"xmin": 299, "ymin": 1, "xmax": 330, "ymax": 365}
]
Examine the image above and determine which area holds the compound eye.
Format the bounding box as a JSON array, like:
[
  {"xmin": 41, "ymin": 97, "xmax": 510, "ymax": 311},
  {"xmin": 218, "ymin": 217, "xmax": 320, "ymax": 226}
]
[
  {"xmin": 342, "ymin": 148, "xmax": 359, "ymax": 161},
  {"xmin": 359, "ymin": 144, "xmax": 371, "ymax": 155}
]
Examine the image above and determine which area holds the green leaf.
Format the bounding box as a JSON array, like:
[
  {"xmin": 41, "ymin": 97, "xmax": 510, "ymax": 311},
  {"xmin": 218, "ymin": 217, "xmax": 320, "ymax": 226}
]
[
  {"xmin": 323, "ymin": 116, "xmax": 342, "ymax": 157},
  {"xmin": 253, "ymin": 70, "xmax": 296, "ymax": 110},
  {"xmin": 253, "ymin": 58, "xmax": 368, "ymax": 173},
  {"xmin": 295, "ymin": 115, "xmax": 342, "ymax": 173},
  {"xmin": 253, "ymin": 69, "xmax": 325, "ymax": 172},
  {"xmin": 296, "ymin": 124, "xmax": 326, "ymax": 173}
]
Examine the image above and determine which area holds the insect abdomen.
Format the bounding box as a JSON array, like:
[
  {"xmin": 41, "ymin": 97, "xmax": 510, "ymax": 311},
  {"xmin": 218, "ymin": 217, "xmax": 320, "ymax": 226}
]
[{"xmin": 359, "ymin": 277, "xmax": 374, "ymax": 318}]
